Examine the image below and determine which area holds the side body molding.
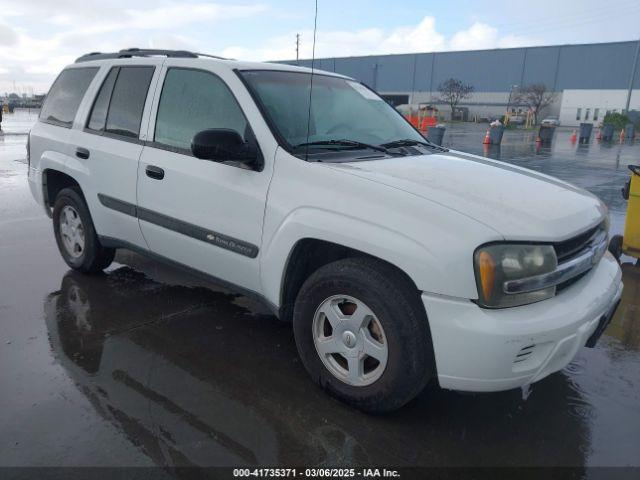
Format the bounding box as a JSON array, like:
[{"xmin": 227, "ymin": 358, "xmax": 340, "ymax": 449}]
[{"xmin": 98, "ymin": 194, "xmax": 259, "ymax": 258}]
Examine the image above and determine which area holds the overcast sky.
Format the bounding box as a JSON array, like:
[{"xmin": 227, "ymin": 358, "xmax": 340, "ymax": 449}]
[{"xmin": 1, "ymin": 0, "xmax": 639, "ymax": 94}]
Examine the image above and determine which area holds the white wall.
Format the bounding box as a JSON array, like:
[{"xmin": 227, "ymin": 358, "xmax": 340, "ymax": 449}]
[{"xmin": 559, "ymin": 89, "xmax": 640, "ymax": 127}]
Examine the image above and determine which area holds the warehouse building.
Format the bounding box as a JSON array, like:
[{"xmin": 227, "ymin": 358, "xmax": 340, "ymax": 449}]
[{"xmin": 281, "ymin": 40, "xmax": 640, "ymax": 126}]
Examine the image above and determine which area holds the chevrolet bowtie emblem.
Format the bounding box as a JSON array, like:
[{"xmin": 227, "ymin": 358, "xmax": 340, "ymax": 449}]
[{"xmin": 206, "ymin": 233, "xmax": 216, "ymax": 241}]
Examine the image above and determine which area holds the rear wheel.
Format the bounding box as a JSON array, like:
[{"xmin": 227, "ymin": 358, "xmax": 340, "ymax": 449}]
[
  {"xmin": 293, "ymin": 257, "xmax": 435, "ymax": 413},
  {"xmin": 53, "ymin": 188, "xmax": 115, "ymax": 273}
]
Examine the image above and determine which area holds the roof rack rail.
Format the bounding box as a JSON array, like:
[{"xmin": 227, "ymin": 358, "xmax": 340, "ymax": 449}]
[
  {"xmin": 192, "ymin": 52, "xmax": 233, "ymax": 60},
  {"xmin": 75, "ymin": 48, "xmax": 230, "ymax": 63}
]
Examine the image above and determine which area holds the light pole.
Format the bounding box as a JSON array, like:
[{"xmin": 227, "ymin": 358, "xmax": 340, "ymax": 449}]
[
  {"xmin": 372, "ymin": 63, "xmax": 379, "ymax": 91},
  {"xmin": 625, "ymin": 38, "xmax": 639, "ymax": 114},
  {"xmin": 505, "ymin": 84, "xmax": 518, "ymax": 124}
]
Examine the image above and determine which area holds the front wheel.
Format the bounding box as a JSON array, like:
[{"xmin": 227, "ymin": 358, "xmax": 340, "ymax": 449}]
[
  {"xmin": 293, "ymin": 257, "xmax": 435, "ymax": 413},
  {"xmin": 52, "ymin": 188, "xmax": 115, "ymax": 273}
]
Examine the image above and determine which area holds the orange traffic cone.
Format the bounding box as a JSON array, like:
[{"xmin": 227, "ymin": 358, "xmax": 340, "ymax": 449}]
[
  {"xmin": 619, "ymin": 129, "xmax": 625, "ymax": 143},
  {"xmin": 570, "ymin": 129, "xmax": 577, "ymax": 144},
  {"xmin": 483, "ymin": 130, "xmax": 490, "ymax": 145}
]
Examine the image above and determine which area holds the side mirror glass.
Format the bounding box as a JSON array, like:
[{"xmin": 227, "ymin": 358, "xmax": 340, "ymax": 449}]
[{"xmin": 191, "ymin": 128, "xmax": 258, "ymax": 166}]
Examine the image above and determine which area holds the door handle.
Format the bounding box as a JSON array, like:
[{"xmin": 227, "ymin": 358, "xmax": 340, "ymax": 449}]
[
  {"xmin": 76, "ymin": 147, "xmax": 90, "ymax": 160},
  {"xmin": 145, "ymin": 165, "xmax": 165, "ymax": 180}
]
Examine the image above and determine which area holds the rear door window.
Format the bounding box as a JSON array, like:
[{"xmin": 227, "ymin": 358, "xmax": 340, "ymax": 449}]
[
  {"xmin": 39, "ymin": 67, "xmax": 98, "ymax": 128},
  {"xmin": 99, "ymin": 66, "xmax": 155, "ymax": 139}
]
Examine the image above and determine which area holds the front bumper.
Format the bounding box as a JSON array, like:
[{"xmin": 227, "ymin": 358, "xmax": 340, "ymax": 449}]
[{"xmin": 423, "ymin": 252, "xmax": 623, "ymax": 392}]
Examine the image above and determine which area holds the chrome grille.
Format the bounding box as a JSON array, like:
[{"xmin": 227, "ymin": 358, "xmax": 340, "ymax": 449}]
[
  {"xmin": 554, "ymin": 221, "xmax": 607, "ymax": 292},
  {"xmin": 554, "ymin": 222, "xmax": 604, "ymax": 262}
]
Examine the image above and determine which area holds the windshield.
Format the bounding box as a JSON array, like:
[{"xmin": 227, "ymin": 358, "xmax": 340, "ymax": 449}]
[{"xmin": 239, "ymin": 70, "xmax": 426, "ymax": 154}]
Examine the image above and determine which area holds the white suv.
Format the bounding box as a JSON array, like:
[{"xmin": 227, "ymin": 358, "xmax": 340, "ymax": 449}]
[{"xmin": 28, "ymin": 49, "xmax": 622, "ymax": 412}]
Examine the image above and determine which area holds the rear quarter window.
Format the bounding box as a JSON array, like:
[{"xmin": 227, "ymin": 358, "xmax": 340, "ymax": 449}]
[{"xmin": 39, "ymin": 68, "xmax": 99, "ymax": 128}]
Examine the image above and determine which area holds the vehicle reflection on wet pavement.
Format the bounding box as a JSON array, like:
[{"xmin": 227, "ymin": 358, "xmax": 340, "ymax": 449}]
[
  {"xmin": 1, "ymin": 113, "xmax": 639, "ymax": 469},
  {"xmin": 34, "ymin": 260, "xmax": 639, "ymax": 468}
]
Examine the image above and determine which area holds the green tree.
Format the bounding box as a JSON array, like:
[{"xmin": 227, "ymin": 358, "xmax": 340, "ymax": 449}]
[{"xmin": 603, "ymin": 112, "xmax": 629, "ymax": 130}]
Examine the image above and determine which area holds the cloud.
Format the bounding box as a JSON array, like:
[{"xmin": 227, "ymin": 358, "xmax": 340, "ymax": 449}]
[
  {"xmin": 450, "ymin": 22, "xmax": 499, "ymax": 51},
  {"xmin": 0, "ymin": 24, "xmax": 18, "ymax": 46},
  {"xmin": 0, "ymin": 1, "xmax": 267, "ymax": 93},
  {"xmin": 380, "ymin": 16, "xmax": 446, "ymax": 53},
  {"xmin": 125, "ymin": 3, "xmax": 266, "ymax": 30},
  {"xmin": 224, "ymin": 17, "xmax": 533, "ymax": 62},
  {"xmin": 223, "ymin": 16, "xmax": 448, "ymax": 61},
  {"xmin": 147, "ymin": 33, "xmax": 200, "ymax": 51},
  {"xmin": 234, "ymin": 27, "xmax": 392, "ymax": 60},
  {"xmin": 450, "ymin": 22, "xmax": 531, "ymax": 51},
  {"xmin": 0, "ymin": 7, "xmax": 537, "ymax": 93}
]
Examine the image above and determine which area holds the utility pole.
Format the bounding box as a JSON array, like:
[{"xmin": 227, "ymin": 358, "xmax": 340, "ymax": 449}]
[
  {"xmin": 625, "ymin": 37, "xmax": 640, "ymax": 114},
  {"xmin": 295, "ymin": 33, "xmax": 300, "ymax": 64},
  {"xmin": 505, "ymin": 84, "xmax": 518, "ymax": 125}
]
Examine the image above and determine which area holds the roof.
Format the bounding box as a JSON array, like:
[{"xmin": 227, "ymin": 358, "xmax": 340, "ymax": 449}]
[{"xmin": 73, "ymin": 48, "xmax": 349, "ymax": 78}]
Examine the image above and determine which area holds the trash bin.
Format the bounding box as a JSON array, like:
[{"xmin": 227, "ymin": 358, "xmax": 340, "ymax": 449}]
[
  {"xmin": 538, "ymin": 125, "xmax": 555, "ymax": 145},
  {"xmin": 609, "ymin": 165, "xmax": 640, "ymax": 261},
  {"xmin": 579, "ymin": 123, "xmax": 592, "ymax": 143},
  {"xmin": 426, "ymin": 125, "xmax": 446, "ymax": 146},
  {"xmin": 489, "ymin": 125, "xmax": 505, "ymax": 145},
  {"xmin": 625, "ymin": 123, "xmax": 635, "ymax": 142},
  {"xmin": 601, "ymin": 123, "xmax": 615, "ymax": 142}
]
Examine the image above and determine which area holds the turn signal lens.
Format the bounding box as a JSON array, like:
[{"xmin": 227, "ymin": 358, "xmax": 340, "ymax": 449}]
[{"xmin": 478, "ymin": 250, "xmax": 496, "ymax": 300}]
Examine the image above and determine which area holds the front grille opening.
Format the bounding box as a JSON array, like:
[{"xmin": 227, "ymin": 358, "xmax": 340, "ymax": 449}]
[
  {"xmin": 554, "ymin": 222, "xmax": 603, "ymax": 262},
  {"xmin": 556, "ymin": 270, "xmax": 590, "ymax": 293},
  {"xmin": 550, "ymin": 220, "xmax": 606, "ymax": 296}
]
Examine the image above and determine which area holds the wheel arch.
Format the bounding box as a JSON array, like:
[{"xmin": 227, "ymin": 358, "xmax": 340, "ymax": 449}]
[
  {"xmin": 43, "ymin": 168, "xmax": 84, "ymax": 212},
  {"xmin": 275, "ymin": 237, "xmax": 423, "ymax": 323},
  {"xmin": 261, "ymin": 207, "xmax": 437, "ymax": 321}
]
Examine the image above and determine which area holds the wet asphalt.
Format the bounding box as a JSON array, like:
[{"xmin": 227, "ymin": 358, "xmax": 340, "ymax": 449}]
[{"xmin": 0, "ymin": 111, "xmax": 639, "ymax": 470}]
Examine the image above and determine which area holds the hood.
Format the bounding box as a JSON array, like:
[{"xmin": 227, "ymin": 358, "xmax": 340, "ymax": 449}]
[{"xmin": 326, "ymin": 150, "xmax": 606, "ymax": 241}]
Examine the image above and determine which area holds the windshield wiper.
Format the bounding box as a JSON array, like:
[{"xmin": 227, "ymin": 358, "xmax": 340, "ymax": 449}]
[
  {"xmin": 294, "ymin": 139, "xmax": 390, "ymax": 154},
  {"xmin": 381, "ymin": 138, "xmax": 448, "ymax": 152}
]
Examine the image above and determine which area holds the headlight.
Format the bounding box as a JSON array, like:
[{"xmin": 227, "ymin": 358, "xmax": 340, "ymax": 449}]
[{"xmin": 474, "ymin": 243, "xmax": 558, "ymax": 308}]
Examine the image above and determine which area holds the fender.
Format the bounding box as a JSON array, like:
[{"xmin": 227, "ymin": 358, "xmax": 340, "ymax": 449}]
[
  {"xmin": 35, "ymin": 151, "xmax": 76, "ymax": 214},
  {"xmin": 261, "ymin": 206, "xmax": 457, "ymax": 309}
]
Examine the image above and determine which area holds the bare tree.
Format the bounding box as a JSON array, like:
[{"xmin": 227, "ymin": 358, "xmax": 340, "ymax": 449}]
[
  {"xmin": 512, "ymin": 84, "xmax": 557, "ymax": 125},
  {"xmin": 437, "ymin": 78, "xmax": 474, "ymax": 120}
]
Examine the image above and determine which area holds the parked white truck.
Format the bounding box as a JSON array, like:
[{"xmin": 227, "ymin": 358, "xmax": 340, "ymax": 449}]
[{"xmin": 28, "ymin": 49, "xmax": 622, "ymax": 412}]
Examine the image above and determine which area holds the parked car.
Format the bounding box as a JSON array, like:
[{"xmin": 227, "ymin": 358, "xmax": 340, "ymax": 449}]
[
  {"xmin": 28, "ymin": 49, "xmax": 622, "ymax": 412},
  {"xmin": 541, "ymin": 116, "xmax": 560, "ymax": 127}
]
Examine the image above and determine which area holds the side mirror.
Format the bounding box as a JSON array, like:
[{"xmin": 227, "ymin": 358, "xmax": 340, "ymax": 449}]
[{"xmin": 191, "ymin": 128, "xmax": 258, "ymax": 166}]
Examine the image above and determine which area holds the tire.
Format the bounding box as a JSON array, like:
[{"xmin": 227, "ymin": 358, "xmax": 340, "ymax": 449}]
[
  {"xmin": 608, "ymin": 234, "xmax": 623, "ymax": 262},
  {"xmin": 293, "ymin": 257, "xmax": 435, "ymax": 413},
  {"xmin": 52, "ymin": 187, "xmax": 115, "ymax": 273}
]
